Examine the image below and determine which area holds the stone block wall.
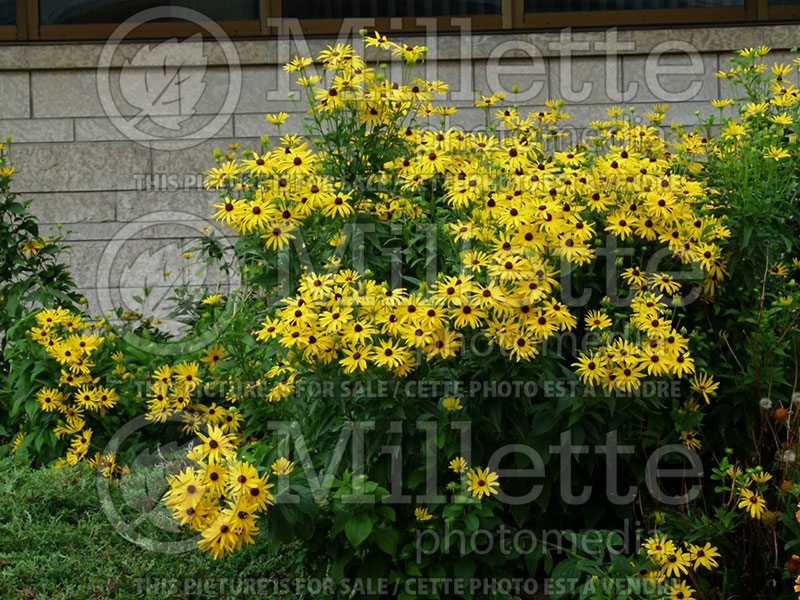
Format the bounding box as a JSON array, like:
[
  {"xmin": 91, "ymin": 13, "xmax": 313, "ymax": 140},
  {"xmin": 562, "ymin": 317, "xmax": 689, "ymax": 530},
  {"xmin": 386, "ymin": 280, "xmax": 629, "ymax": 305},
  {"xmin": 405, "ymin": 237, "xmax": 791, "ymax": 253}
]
[{"xmin": 0, "ymin": 24, "xmax": 796, "ymax": 322}]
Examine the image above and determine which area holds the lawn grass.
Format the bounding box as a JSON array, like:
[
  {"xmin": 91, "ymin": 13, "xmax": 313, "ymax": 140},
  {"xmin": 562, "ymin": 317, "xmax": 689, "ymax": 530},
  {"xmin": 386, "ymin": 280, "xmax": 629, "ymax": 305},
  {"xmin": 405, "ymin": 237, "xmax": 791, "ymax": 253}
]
[{"xmin": 0, "ymin": 455, "xmax": 303, "ymax": 599}]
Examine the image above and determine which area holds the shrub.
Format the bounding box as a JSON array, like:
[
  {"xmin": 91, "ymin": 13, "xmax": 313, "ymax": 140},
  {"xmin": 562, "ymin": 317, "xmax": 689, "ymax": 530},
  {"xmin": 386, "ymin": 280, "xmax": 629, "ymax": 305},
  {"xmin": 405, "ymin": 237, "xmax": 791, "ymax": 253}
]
[
  {"xmin": 8, "ymin": 36, "xmax": 800, "ymax": 600},
  {"xmin": 160, "ymin": 33, "xmax": 732, "ymax": 598}
]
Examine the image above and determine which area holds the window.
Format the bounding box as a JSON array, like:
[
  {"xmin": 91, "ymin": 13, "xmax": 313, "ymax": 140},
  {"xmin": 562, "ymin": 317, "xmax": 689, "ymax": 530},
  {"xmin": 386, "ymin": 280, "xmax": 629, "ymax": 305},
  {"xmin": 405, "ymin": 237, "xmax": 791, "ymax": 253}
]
[
  {"xmin": 525, "ymin": 0, "xmax": 743, "ymax": 8},
  {"xmin": 39, "ymin": 0, "xmax": 260, "ymax": 25},
  {"xmin": 0, "ymin": 0, "xmax": 14, "ymax": 25},
  {"xmin": 281, "ymin": 0, "xmax": 502, "ymax": 19},
  {"xmin": 523, "ymin": 0, "xmax": 749, "ymax": 26},
  {"xmin": 2, "ymin": 0, "xmax": 797, "ymax": 41}
]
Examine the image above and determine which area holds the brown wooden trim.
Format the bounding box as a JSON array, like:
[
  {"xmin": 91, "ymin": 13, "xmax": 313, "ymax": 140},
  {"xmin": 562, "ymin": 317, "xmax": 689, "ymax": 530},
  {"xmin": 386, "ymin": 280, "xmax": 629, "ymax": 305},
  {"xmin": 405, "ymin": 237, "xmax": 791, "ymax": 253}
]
[
  {"xmin": 745, "ymin": 0, "xmax": 757, "ymax": 20},
  {"xmin": 25, "ymin": 0, "xmax": 38, "ymax": 40},
  {"xmin": 39, "ymin": 20, "xmax": 261, "ymax": 40},
  {"xmin": 766, "ymin": 5, "xmax": 800, "ymax": 21},
  {"xmin": 14, "ymin": 0, "xmax": 26, "ymax": 41},
  {"xmin": 523, "ymin": 6, "xmax": 748, "ymax": 28},
  {"xmin": 502, "ymin": 0, "xmax": 512, "ymax": 29},
  {"xmin": 259, "ymin": 0, "xmax": 268, "ymax": 33},
  {"xmin": 10, "ymin": 0, "xmax": 800, "ymax": 43},
  {"xmin": 264, "ymin": 0, "xmax": 281, "ymax": 34},
  {"xmin": 281, "ymin": 14, "xmax": 504, "ymax": 36},
  {"xmin": 756, "ymin": 0, "xmax": 768, "ymax": 20},
  {"xmin": 510, "ymin": 0, "xmax": 525, "ymax": 28}
]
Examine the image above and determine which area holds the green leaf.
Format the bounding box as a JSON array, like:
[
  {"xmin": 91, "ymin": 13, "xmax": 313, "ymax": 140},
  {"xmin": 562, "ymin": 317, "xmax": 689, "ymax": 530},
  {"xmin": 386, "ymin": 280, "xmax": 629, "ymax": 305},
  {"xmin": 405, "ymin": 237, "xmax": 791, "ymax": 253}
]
[
  {"xmin": 345, "ymin": 514, "xmax": 373, "ymax": 547},
  {"xmin": 454, "ymin": 557, "xmax": 475, "ymax": 580},
  {"xmin": 550, "ymin": 559, "xmax": 582, "ymax": 599},
  {"xmin": 373, "ymin": 527, "xmax": 399, "ymax": 555},
  {"xmin": 610, "ymin": 552, "xmax": 634, "ymax": 575},
  {"xmin": 462, "ymin": 512, "xmax": 479, "ymax": 532}
]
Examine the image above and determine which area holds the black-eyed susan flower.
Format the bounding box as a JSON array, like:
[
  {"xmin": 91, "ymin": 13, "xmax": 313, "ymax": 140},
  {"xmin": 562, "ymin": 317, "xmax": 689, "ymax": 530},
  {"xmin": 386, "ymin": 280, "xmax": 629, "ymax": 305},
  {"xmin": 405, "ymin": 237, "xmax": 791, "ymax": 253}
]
[
  {"xmin": 666, "ymin": 581, "xmax": 695, "ymax": 600},
  {"xmin": 738, "ymin": 488, "xmax": 767, "ymax": 519},
  {"xmin": 690, "ymin": 372, "xmax": 719, "ymax": 403},
  {"xmin": 584, "ymin": 310, "xmax": 612, "ymax": 331},
  {"xmin": 198, "ymin": 424, "xmax": 235, "ymax": 464},
  {"xmin": 467, "ymin": 467, "xmax": 499, "ymax": 498},
  {"xmin": 688, "ymin": 542, "xmax": 720, "ymax": 570}
]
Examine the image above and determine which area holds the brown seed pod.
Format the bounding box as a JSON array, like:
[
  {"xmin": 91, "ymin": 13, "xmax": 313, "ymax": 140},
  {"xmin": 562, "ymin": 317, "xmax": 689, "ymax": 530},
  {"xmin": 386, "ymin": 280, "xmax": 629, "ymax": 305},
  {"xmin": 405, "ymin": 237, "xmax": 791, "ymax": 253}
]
[{"xmin": 775, "ymin": 407, "xmax": 789, "ymax": 422}]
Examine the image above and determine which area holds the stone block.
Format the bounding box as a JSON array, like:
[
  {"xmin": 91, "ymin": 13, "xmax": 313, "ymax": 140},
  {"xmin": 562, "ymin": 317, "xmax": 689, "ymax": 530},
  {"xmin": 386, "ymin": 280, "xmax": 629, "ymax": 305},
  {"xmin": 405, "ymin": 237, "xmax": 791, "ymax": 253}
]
[{"xmin": 0, "ymin": 71, "xmax": 31, "ymax": 118}]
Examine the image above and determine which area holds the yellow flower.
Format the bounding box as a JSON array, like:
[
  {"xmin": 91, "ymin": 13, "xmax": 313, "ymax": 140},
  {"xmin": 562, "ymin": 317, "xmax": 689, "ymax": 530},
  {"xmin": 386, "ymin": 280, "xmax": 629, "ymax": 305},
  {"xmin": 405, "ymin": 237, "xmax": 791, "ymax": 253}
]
[
  {"xmin": 643, "ymin": 533, "xmax": 675, "ymax": 563},
  {"xmin": 10, "ymin": 432, "xmax": 24, "ymax": 453},
  {"xmin": 474, "ymin": 93, "xmax": 504, "ymax": 107},
  {"xmin": 297, "ymin": 75, "xmax": 322, "ymax": 87},
  {"xmin": 266, "ymin": 112, "xmax": 289, "ymax": 125},
  {"xmin": 711, "ymin": 98, "xmax": 733, "ymax": 108},
  {"xmin": 749, "ymin": 471, "xmax": 772, "ymax": 485},
  {"xmin": 688, "ymin": 542, "xmax": 720, "ymax": 570},
  {"xmin": 173, "ymin": 360, "xmax": 201, "ymax": 391},
  {"xmin": 201, "ymin": 294, "xmax": 224, "ymax": 306},
  {"xmin": 721, "ymin": 121, "xmax": 747, "ymax": 140},
  {"xmin": 414, "ymin": 507, "xmax": 433, "ymax": 521},
  {"xmin": 200, "ymin": 344, "xmax": 228, "ymax": 370},
  {"xmin": 467, "ymin": 467, "xmax": 499, "ymax": 499},
  {"xmin": 738, "ymin": 488, "xmax": 767, "ymax": 519},
  {"xmin": 679, "ymin": 430, "xmax": 702, "ymax": 450},
  {"xmin": 197, "ymin": 424, "xmax": 235, "ymax": 464},
  {"xmin": 442, "ymin": 396, "xmax": 463, "ymax": 411},
  {"xmin": 764, "ymin": 146, "xmax": 790, "ymax": 160},
  {"xmin": 283, "ymin": 56, "xmax": 312, "ymax": 72},
  {"xmin": 584, "ymin": 310, "xmax": 612, "ymax": 331},
  {"xmin": 690, "ymin": 372, "xmax": 719, "ymax": 403},
  {"xmin": 667, "ymin": 581, "xmax": 695, "ymax": 600},
  {"xmin": 770, "ymin": 261, "xmax": 789, "ymax": 277},
  {"xmin": 769, "ymin": 113, "xmax": 793, "ymax": 126},
  {"xmin": 660, "ymin": 550, "xmax": 690, "ymax": 577},
  {"xmin": 20, "ymin": 239, "xmax": 44, "ymax": 255},
  {"xmin": 260, "ymin": 223, "xmax": 296, "ymax": 251},
  {"xmin": 364, "ymin": 31, "xmax": 391, "ymax": 50},
  {"xmin": 271, "ymin": 457, "xmax": 295, "ymax": 476},
  {"xmin": 339, "ymin": 345, "xmax": 372, "ymax": 374},
  {"xmin": 572, "ymin": 353, "xmax": 608, "ymax": 386},
  {"xmin": 449, "ymin": 457, "xmax": 468, "ymax": 473}
]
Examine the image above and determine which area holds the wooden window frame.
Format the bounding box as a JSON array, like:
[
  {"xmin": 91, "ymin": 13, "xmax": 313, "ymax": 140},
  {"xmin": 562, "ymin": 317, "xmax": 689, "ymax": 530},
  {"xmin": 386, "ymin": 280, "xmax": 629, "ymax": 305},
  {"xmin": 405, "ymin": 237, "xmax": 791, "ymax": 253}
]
[
  {"xmin": 0, "ymin": 0, "xmax": 24, "ymax": 40},
  {"xmin": 767, "ymin": 3, "xmax": 800, "ymax": 22},
  {"xmin": 522, "ymin": 6, "xmax": 749, "ymax": 29},
  {"xmin": 0, "ymin": 0, "xmax": 797, "ymax": 42}
]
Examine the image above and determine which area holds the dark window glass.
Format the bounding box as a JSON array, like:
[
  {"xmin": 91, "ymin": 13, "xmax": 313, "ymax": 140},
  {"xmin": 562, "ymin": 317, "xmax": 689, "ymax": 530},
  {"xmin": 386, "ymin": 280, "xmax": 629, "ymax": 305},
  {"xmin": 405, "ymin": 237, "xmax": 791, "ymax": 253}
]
[
  {"xmin": 282, "ymin": 0, "xmax": 502, "ymax": 19},
  {"xmin": 39, "ymin": 0, "xmax": 259, "ymax": 25},
  {"xmin": 769, "ymin": 0, "xmax": 800, "ymax": 5},
  {"xmin": 0, "ymin": 0, "xmax": 15, "ymax": 25},
  {"xmin": 525, "ymin": 0, "xmax": 742, "ymax": 9}
]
